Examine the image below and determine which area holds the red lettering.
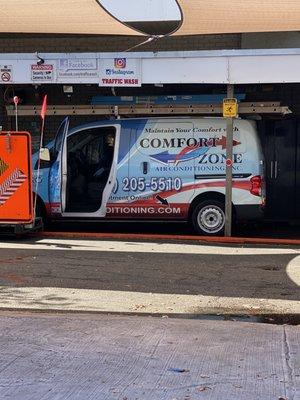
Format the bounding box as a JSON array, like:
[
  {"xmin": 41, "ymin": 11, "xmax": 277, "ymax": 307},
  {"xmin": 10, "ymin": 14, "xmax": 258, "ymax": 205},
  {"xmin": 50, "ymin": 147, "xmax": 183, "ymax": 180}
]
[
  {"xmin": 102, "ymin": 78, "xmax": 123, "ymax": 84},
  {"xmin": 124, "ymin": 78, "xmax": 139, "ymax": 85}
]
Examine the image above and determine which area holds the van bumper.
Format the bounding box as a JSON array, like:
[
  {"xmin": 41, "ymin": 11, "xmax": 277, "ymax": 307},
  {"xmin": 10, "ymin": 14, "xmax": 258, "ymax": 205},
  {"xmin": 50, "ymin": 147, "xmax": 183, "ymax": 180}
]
[{"xmin": 235, "ymin": 204, "xmax": 264, "ymax": 222}]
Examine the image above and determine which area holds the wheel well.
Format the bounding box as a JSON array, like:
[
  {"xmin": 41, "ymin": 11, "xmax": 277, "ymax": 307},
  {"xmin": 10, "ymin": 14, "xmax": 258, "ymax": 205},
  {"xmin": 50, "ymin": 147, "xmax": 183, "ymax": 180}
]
[{"xmin": 188, "ymin": 192, "xmax": 236, "ymax": 221}]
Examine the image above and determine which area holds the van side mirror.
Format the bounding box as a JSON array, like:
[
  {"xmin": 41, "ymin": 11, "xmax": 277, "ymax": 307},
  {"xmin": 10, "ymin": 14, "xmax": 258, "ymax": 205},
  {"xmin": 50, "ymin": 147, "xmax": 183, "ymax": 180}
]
[{"xmin": 39, "ymin": 147, "xmax": 51, "ymax": 162}]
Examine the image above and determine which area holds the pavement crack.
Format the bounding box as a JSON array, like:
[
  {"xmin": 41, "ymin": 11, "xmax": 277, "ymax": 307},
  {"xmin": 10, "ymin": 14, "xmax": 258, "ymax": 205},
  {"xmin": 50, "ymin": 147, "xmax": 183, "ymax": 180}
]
[
  {"xmin": 0, "ymin": 353, "xmax": 25, "ymax": 374},
  {"xmin": 283, "ymin": 326, "xmax": 295, "ymax": 400}
]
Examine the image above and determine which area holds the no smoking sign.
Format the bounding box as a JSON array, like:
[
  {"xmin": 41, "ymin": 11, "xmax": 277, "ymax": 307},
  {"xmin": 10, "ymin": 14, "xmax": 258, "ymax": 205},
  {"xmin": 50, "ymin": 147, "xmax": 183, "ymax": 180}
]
[
  {"xmin": 0, "ymin": 65, "xmax": 13, "ymax": 83},
  {"xmin": 1, "ymin": 72, "xmax": 11, "ymax": 82}
]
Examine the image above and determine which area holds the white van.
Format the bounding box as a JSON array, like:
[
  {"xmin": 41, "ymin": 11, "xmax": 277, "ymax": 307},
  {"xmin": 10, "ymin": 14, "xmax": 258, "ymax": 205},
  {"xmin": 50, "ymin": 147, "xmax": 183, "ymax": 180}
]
[{"xmin": 33, "ymin": 117, "xmax": 265, "ymax": 235}]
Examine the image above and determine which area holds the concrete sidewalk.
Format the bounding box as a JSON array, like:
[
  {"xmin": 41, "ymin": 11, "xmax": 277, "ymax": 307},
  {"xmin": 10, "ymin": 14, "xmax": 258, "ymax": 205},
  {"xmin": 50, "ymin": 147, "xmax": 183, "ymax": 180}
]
[{"xmin": 0, "ymin": 312, "xmax": 298, "ymax": 400}]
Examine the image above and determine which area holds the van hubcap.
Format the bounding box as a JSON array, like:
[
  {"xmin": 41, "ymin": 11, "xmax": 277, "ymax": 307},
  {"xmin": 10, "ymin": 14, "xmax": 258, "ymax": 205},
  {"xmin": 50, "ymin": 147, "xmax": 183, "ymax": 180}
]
[{"xmin": 198, "ymin": 205, "xmax": 225, "ymax": 234}]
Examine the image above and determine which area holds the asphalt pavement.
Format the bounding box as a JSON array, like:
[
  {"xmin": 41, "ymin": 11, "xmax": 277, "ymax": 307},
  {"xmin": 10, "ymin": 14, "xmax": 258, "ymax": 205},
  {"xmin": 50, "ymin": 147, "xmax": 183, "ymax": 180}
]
[
  {"xmin": 0, "ymin": 237, "xmax": 299, "ymax": 315},
  {"xmin": 0, "ymin": 235, "xmax": 299, "ymax": 400}
]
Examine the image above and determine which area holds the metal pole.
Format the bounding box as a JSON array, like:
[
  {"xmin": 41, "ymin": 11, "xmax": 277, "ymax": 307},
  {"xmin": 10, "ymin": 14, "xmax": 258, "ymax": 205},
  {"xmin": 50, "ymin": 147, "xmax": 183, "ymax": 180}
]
[
  {"xmin": 224, "ymin": 84, "xmax": 234, "ymax": 236},
  {"xmin": 13, "ymin": 96, "xmax": 19, "ymax": 131},
  {"xmin": 15, "ymin": 103, "xmax": 18, "ymax": 131}
]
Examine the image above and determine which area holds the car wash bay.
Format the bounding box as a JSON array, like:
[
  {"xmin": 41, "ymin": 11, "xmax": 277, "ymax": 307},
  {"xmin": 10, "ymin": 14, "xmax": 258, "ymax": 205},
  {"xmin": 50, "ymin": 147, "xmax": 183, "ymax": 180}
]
[
  {"xmin": 259, "ymin": 116, "xmax": 300, "ymax": 222},
  {"xmin": 1, "ymin": 50, "xmax": 300, "ymax": 229}
]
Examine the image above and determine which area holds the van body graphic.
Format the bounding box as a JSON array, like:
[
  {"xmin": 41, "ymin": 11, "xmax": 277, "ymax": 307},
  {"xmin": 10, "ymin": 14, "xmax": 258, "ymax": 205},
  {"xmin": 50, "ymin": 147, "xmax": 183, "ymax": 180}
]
[{"xmin": 33, "ymin": 117, "xmax": 265, "ymax": 235}]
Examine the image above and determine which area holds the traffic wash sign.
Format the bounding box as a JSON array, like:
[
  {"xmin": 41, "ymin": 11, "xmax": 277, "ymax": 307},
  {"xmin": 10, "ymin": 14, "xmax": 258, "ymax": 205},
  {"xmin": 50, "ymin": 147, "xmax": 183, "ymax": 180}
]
[{"xmin": 99, "ymin": 58, "xmax": 141, "ymax": 87}]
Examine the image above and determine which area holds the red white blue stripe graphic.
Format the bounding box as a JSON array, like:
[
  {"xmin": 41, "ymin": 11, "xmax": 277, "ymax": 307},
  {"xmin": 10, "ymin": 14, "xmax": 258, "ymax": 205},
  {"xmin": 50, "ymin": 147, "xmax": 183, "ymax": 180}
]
[{"xmin": 0, "ymin": 168, "xmax": 27, "ymax": 205}]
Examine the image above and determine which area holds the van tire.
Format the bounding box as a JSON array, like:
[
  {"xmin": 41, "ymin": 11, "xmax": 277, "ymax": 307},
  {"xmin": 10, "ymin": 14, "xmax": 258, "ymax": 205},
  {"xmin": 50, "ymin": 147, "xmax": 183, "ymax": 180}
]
[
  {"xmin": 191, "ymin": 200, "xmax": 225, "ymax": 236},
  {"xmin": 35, "ymin": 201, "xmax": 43, "ymax": 218},
  {"xmin": 34, "ymin": 200, "xmax": 47, "ymax": 229}
]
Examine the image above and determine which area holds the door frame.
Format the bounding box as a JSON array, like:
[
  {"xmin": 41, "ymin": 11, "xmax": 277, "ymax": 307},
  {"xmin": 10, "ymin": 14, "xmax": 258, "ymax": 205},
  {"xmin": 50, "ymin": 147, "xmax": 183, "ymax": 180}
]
[{"xmin": 61, "ymin": 123, "xmax": 121, "ymax": 218}]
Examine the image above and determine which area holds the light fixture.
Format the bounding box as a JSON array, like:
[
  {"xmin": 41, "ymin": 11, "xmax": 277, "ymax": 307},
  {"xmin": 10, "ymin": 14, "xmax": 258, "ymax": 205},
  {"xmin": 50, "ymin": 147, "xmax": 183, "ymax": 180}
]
[{"xmin": 63, "ymin": 85, "xmax": 73, "ymax": 94}]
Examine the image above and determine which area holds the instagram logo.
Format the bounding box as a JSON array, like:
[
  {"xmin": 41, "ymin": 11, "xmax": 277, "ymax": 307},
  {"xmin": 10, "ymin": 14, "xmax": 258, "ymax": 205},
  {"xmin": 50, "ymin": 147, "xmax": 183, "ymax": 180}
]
[{"xmin": 114, "ymin": 58, "xmax": 126, "ymax": 69}]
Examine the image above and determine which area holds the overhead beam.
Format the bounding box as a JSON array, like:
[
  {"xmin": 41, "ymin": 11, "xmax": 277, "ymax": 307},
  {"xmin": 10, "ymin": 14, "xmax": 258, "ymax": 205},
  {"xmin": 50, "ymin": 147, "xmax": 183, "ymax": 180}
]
[
  {"xmin": 1, "ymin": 49, "xmax": 300, "ymax": 85},
  {"xmin": 1, "ymin": 1, "xmax": 300, "ymax": 36}
]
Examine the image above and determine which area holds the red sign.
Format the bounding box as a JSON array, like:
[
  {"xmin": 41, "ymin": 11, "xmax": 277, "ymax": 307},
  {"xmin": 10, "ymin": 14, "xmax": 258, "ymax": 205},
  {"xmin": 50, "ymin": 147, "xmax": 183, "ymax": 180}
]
[{"xmin": 0, "ymin": 132, "xmax": 33, "ymax": 223}]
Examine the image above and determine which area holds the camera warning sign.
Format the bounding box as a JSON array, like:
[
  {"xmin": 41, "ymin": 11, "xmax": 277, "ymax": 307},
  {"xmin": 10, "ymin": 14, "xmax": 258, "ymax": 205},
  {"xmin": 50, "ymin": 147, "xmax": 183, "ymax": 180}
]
[{"xmin": 31, "ymin": 64, "xmax": 54, "ymax": 82}]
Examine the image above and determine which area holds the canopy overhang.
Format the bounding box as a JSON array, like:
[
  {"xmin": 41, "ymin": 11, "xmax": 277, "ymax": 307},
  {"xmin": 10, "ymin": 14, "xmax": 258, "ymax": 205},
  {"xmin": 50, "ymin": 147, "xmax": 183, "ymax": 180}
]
[
  {"xmin": 2, "ymin": 49, "xmax": 300, "ymax": 84},
  {"xmin": 1, "ymin": 0, "xmax": 300, "ymax": 36}
]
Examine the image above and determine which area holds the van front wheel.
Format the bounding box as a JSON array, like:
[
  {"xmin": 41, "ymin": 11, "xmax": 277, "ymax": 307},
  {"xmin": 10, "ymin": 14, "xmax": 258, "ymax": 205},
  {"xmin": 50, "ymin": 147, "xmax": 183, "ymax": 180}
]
[{"xmin": 191, "ymin": 200, "xmax": 225, "ymax": 236}]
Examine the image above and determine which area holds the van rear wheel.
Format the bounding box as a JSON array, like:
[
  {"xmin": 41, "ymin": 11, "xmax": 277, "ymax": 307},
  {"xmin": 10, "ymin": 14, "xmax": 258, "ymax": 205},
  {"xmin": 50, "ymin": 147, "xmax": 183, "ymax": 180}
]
[
  {"xmin": 191, "ymin": 200, "xmax": 225, "ymax": 236},
  {"xmin": 34, "ymin": 200, "xmax": 46, "ymax": 229}
]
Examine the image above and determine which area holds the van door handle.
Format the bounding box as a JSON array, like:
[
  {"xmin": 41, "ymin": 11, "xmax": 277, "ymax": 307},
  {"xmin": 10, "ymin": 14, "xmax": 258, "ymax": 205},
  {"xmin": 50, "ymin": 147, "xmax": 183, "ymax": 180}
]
[
  {"xmin": 142, "ymin": 162, "xmax": 149, "ymax": 174},
  {"xmin": 270, "ymin": 161, "xmax": 274, "ymax": 179},
  {"xmin": 274, "ymin": 161, "xmax": 278, "ymax": 179}
]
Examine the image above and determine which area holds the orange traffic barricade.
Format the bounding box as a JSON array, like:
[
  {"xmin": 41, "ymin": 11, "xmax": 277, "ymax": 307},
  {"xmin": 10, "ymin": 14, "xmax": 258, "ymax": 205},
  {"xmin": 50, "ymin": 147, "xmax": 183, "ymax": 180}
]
[{"xmin": 0, "ymin": 131, "xmax": 39, "ymax": 234}]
